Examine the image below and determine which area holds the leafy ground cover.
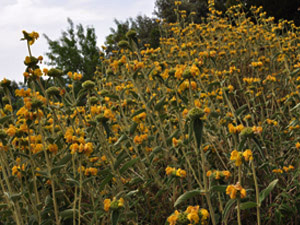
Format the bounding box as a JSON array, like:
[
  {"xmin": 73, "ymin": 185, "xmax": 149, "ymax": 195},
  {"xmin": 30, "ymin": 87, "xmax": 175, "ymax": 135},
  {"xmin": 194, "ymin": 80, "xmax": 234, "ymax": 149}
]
[{"xmin": 1, "ymin": 1, "xmax": 300, "ymax": 224}]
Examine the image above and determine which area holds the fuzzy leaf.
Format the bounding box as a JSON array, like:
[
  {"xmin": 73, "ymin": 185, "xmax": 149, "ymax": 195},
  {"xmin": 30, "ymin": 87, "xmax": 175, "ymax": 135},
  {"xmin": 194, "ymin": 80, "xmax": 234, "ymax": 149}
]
[
  {"xmin": 174, "ymin": 189, "xmax": 205, "ymax": 207},
  {"xmin": 259, "ymin": 179, "xmax": 278, "ymax": 204}
]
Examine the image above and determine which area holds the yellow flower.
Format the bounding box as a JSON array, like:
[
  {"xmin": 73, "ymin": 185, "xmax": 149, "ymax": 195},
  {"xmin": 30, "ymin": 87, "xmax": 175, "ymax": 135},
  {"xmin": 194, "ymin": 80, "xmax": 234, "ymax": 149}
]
[
  {"xmin": 187, "ymin": 211, "xmax": 199, "ymax": 224},
  {"xmin": 200, "ymin": 208, "xmax": 210, "ymax": 220},
  {"xmin": 165, "ymin": 166, "xmax": 175, "ymax": 176},
  {"xmin": 83, "ymin": 142, "xmax": 93, "ymax": 156},
  {"xmin": 167, "ymin": 210, "xmax": 180, "ymax": 225},
  {"xmin": 226, "ymin": 185, "xmax": 237, "ymax": 199},
  {"xmin": 296, "ymin": 142, "xmax": 300, "ymax": 149},
  {"xmin": 236, "ymin": 124, "xmax": 245, "ymax": 133},
  {"xmin": 48, "ymin": 144, "xmax": 58, "ymax": 154},
  {"xmin": 206, "ymin": 170, "xmax": 212, "ymax": 177},
  {"xmin": 70, "ymin": 143, "xmax": 79, "ymax": 154},
  {"xmin": 77, "ymin": 166, "xmax": 85, "ymax": 173},
  {"xmin": 4, "ymin": 104, "xmax": 12, "ymax": 112},
  {"xmin": 226, "ymin": 182, "xmax": 246, "ymax": 199},
  {"xmin": 252, "ymin": 126, "xmax": 263, "ymax": 134},
  {"xmin": 228, "ymin": 123, "xmax": 236, "ymax": 133},
  {"xmin": 172, "ymin": 137, "xmax": 179, "ymax": 147},
  {"xmin": 272, "ymin": 169, "xmax": 283, "ymax": 174},
  {"xmin": 190, "ymin": 64, "xmax": 200, "ymax": 76},
  {"xmin": 118, "ymin": 198, "xmax": 124, "ymax": 207},
  {"xmin": 84, "ymin": 167, "xmax": 98, "ymax": 176},
  {"xmin": 243, "ymin": 149, "xmax": 253, "ymax": 161},
  {"xmin": 230, "ymin": 150, "xmax": 243, "ymax": 166},
  {"xmin": 7, "ymin": 124, "xmax": 16, "ymax": 137},
  {"xmin": 222, "ymin": 171, "xmax": 231, "ymax": 179},
  {"xmin": 176, "ymin": 168, "xmax": 187, "ymax": 178},
  {"xmin": 104, "ymin": 199, "xmax": 111, "ymax": 212}
]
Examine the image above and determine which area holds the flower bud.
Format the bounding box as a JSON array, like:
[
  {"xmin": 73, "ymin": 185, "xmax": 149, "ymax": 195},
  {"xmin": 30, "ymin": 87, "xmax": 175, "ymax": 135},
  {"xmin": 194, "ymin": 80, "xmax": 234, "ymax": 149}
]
[
  {"xmin": 0, "ymin": 78, "xmax": 11, "ymax": 88},
  {"xmin": 46, "ymin": 87, "xmax": 60, "ymax": 96},
  {"xmin": 0, "ymin": 129, "xmax": 7, "ymax": 140},
  {"xmin": 82, "ymin": 80, "xmax": 95, "ymax": 90},
  {"xmin": 31, "ymin": 98, "xmax": 44, "ymax": 110},
  {"xmin": 89, "ymin": 96, "xmax": 99, "ymax": 105},
  {"xmin": 188, "ymin": 108, "xmax": 204, "ymax": 120},
  {"xmin": 118, "ymin": 40, "xmax": 129, "ymax": 49},
  {"xmin": 24, "ymin": 56, "xmax": 38, "ymax": 67},
  {"xmin": 2, "ymin": 96, "xmax": 9, "ymax": 104},
  {"xmin": 240, "ymin": 127, "xmax": 253, "ymax": 138},
  {"xmin": 126, "ymin": 29, "xmax": 137, "ymax": 39},
  {"xmin": 95, "ymin": 114, "xmax": 108, "ymax": 123},
  {"xmin": 47, "ymin": 68, "xmax": 63, "ymax": 77}
]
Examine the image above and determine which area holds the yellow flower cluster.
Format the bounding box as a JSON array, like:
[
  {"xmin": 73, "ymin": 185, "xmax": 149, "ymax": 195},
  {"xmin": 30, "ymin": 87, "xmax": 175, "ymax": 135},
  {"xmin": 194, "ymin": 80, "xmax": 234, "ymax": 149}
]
[
  {"xmin": 103, "ymin": 197, "xmax": 124, "ymax": 212},
  {"xmin": 226, "ymin": 182, "xmax": 246, "ymax": 199},
  {"xmin": 230, "ymin": 149, "xmax": 253, "ymax": 166},
  {"xmin": 206, "ymin": 170, "xmax": 231, "ymax": 180},
  {"xmin": 167, "ymin": 206, "xmax": 209, "ymax": 225},
  {"xmin": 165, "ymin": 166, "xmax": 187, "ymax": 178}
]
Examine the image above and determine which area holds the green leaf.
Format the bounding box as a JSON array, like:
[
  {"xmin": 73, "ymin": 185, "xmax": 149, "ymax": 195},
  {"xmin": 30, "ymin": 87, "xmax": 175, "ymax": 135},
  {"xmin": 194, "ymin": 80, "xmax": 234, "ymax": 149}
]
[
  {"xmin": 154, "ymin": 96, "xmax": 166, "ymax": 111},
  {"xmin": 259, "ymin": 179, "xmax": 279, "ymax": 204},
  {"xmin": 0, "ymin": 204, "xmax": 8, "ymax": 209},
  {"xmin": 99, "ymin": 173, "xmax": 113, "ymax": 191},
  {"xmin": 222, "ymin": 199, "xmax": 236, "ymax": 222},
  {"xmin": 210, "ymin": 185, "xmax": 227, "ymax": 192},
  {"xmin": 111, "ymin": 209, "xmax": 121, "ymax": 225},
  {"xmin": 0, "ymin": 115, "xmax": 12, "ymax": 124},
  {"xmin": 131, "ymin": 109, "xmax": 146, "ymax": 118},
  {"xmin": 57, "ymin": 154, "xmax": 72, "ymax": 166},
  {"xmin": 166, "ymin": 129, "xmax": 180, "ymax": 146},
  {"xmin": 238, "ymin": 137, "xmax": 247, "ymax": 151},
  {"xmin": 114, "ymin": 134, "xmax": 128, "ymax": 146},
  {"xmin": 60, "ymin": 209, "xmax": 78, "ymax": 219},
  {"xmin": 119, "ymin": 157, "xmax": 139, "ymax": 174},
  {"xmin": 290, "ymin": 68, "xmax": 300, "ymax": 77},
  {"xmin": 240, "ymin": 201, "xmax": 257, "ymax": 210},
  {"xmin": 50, "ymin": 165, "xmax": 65, "ymax": 175},
  {"xmin": 129, "ymin": 122, "xmax": 138, "ymax": 136},
  {"xmin": 193, "ymin": 118, "xmax": 203, "ymax": 148},
  {"xmin": 291, "ymin": 102, "xmax": 300, "ymax": 111},
  {"xmin": 10, "ymin": 192, "xmax": 23, "ymax": 202},
  {"xmin": 40, "ymin": 219, "xmax": 53, "ymax": 225},
  {"xmin": 235, "ymin": 104, "xmax": 248, "ymax": 116},
  {"xmin": 114, "ymin": 150, "xmax": 128, "ymax": 170},
  {"xmin": 83, "ymin": 176, "xmax": 95, "ymax": 185},
  {"xmin": 174, "ymin": 189, "xmax": 205, "ymax": 207},
  {"xmin": 66, "ymin": 178, "xmax": 80, "ymax": 186}
]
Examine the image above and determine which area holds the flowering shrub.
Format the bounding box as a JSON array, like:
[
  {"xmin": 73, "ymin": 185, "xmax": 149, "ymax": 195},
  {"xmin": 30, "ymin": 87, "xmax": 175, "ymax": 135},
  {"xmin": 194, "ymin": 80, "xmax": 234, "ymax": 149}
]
[{"xmin": 1, "ymin": 1, "xmax": 300, "ymax": 224}]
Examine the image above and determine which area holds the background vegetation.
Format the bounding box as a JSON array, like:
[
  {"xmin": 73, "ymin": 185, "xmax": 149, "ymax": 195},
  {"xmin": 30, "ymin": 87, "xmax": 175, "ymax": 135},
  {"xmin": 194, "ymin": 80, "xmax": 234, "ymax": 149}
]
[{"xmin": 1, "ymin": 0, "xmax": 300, "ymax": 225}]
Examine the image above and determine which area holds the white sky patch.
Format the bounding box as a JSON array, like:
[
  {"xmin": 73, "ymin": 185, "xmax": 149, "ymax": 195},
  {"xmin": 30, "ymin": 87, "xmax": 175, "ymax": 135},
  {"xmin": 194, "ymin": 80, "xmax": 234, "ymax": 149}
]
[{"xmin": 0, "ymin": 0, "xmax": 156, "ymax": 83}]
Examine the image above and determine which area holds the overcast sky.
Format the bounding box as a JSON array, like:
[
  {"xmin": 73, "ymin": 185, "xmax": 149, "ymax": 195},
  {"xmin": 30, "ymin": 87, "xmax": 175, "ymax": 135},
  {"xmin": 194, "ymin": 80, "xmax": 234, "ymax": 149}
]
[{"xmin": 0, "ymin": 0, "xmax": 156, "ymax": 83}]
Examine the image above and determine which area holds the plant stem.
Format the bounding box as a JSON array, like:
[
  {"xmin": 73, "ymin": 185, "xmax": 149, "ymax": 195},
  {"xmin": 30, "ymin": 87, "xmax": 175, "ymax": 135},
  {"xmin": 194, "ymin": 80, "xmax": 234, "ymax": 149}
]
[
  {"xmin": 251, "ymin": 161, "xmax": 261, "ymax": 225},
  {"xmin": 237, "ymin": 166, "xmax": 242, "ymax": 225}
]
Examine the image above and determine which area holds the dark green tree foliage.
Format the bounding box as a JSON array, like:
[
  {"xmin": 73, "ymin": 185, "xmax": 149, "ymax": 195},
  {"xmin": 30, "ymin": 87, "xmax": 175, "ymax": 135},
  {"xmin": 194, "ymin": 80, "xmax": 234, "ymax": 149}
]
[
  {"xmin": 105, "ymin": 15, "xmax": 160, "ymax": 54},
  {"xmin": 130, "ymin": 15, "xmax": 160, "ymax": 48},
  {"xmin": 154, "ymin": 0, "xmax": 300, "ymax": 26},
  {"xmin": 44, "ymin": 18, "xmax": 100, "ymax": 81},
  {"xmin": 245, "ymin": 0, "xmax": 300, "ymax": 26},
  {"xmin": 105, "ymin": 19, "xmax": 130, "ymax": 54},
  {"xmin": 154, "ymin": 0, "xmax": 210, "ymax": 23}
]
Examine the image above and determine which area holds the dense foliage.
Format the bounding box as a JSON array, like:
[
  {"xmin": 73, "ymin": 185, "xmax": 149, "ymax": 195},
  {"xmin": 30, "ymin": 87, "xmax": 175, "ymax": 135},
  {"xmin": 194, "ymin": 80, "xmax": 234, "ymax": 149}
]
[
  {"xmin": 44, "ymin": 18, "xmax": 100, "ymax": 82},
  {"xmin": 1, "ymin": 1, "xmax": 300, "ymax": 224}
]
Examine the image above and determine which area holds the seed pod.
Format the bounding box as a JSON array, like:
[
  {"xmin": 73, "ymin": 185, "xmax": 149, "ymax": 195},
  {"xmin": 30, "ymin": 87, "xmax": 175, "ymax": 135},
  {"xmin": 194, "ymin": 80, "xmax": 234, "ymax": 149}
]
[
  {"xmin": 89, "ymin": 96, "xmax": 99, "ymax": 105},
  {"xmin": 118, "ymin": 40, "xmax": 129, "ymax": 49},
  {"xmin": 126, "ymin": 29, "xmax": 137, "ymax": 39},
  {"xmin": 47, "ymin": 68, "xmax": 63, "ymax": 77},
  {"xmin": 46, "ymin": 87, "xmax": 60, "ymax": 96},
  {"xmin": 82, "ymin": 80, "xmax": 95, "ymax": 90},
  {"xmin": 188, "ymin": 108, "xmax": 204, "ymax": 120}
]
